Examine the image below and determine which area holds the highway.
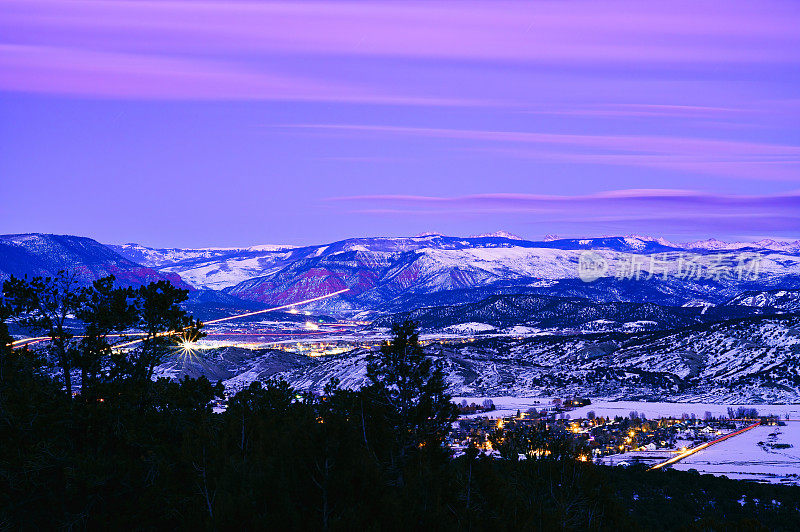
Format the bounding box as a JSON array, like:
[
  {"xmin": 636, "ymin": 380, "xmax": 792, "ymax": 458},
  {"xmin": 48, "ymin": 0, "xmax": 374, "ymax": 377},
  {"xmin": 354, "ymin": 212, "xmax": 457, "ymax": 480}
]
[{"xmin": 649, "ymin": 421, "xmax": 763, "ymax": 470}]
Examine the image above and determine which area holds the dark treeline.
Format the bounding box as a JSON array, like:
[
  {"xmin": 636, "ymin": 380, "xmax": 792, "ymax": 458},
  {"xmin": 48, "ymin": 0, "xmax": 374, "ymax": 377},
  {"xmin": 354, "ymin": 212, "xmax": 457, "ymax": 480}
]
[{"xmin": 1, "ymin": 274, "xmax": 799, "ymax": 530}]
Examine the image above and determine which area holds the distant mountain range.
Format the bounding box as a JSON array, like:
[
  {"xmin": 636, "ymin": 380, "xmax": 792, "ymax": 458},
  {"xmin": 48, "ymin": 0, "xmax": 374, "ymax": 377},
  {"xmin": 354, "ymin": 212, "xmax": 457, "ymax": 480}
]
[
  {"xmin": 2, "ymin": 233, "xmax": 800, "ymax": 319},
  {"xmin": 111, "ymin": 233, "xmax": 800, "ymax": 316}
]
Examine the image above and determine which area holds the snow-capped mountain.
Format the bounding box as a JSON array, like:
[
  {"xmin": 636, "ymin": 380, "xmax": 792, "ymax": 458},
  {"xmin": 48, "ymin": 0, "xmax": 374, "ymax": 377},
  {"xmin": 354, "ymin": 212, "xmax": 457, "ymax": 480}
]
[
  {"xmin": 114, "ymin": 234, "xmax": 688, "ymax": 292},
  {"xmin": 107, "ymin": 234, "xmax": 800, "ymax": 315},
  {"xmin": 472, "ymin": 231, "xmax": 523, "ymax": 240},
  {"xmin": 108, "ymin": 242, "xmax": 297, "ymax": 268},
  {"xmin": 221, "ymin": 241, "xmax": 800, "ymax": 315},
  {"xmin": 107, "ymin": 242, "xmax": 299, "ymax": 290},
  {"xmin": 685, "ymin": 238, "xmax": 800, "ymax": 253},
  {"xmin": 5, "ymin": 232, "xmax": 800, "ymax": 317},
  {"xmin": 7, "ymin": 232, "xmax": 800, "ymax": 403}
]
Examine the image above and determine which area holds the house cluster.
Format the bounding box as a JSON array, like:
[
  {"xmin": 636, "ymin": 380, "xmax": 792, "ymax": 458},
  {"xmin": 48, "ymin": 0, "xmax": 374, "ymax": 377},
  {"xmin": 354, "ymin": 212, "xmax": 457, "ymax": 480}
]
[
  {"xmin": 456, "ymin": 399, "xmax": 497, "ymax": 415},
  {"xmin": 448, "ymin": 402, "xmax": 780, "ymax": 461}
]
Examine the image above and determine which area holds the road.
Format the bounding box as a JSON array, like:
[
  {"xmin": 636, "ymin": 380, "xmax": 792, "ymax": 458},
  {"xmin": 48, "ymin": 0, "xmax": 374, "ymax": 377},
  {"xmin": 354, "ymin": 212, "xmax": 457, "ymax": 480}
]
[{"xmin": 649, "ymin": 421, "xmax": 762, "ymax": 470}]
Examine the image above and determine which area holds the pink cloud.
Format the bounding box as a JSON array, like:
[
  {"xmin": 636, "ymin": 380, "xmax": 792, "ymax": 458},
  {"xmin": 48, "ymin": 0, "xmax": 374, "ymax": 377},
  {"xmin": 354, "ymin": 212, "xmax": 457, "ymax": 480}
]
[
  {"xmin": 480, "ymin": 148, "xmax": 800, "ymax": 182},
  {"xmin": 329, "ymin": 189, "xmax": 800, "ymax": 204},
  {"xmin": 2, "ymin": 0, "xmax": 798, "ymax": 63},
  {"xmin": 525, "ymin": 103, "xmax": 748, "ymax": 119},
  {"xmin": 0, "ymin": 0, "xmax": 798, "ymax": 100},
  {"xmin": 0, "ymin": 44, "xmax": 476, "ymax": 104},
  {"xmin": 327, "ymin": 190, "xmax": 800, "ymax": 234},
  {"xmin": 296, "ymin": 124, "xmax": 800, "ymax": 157}
]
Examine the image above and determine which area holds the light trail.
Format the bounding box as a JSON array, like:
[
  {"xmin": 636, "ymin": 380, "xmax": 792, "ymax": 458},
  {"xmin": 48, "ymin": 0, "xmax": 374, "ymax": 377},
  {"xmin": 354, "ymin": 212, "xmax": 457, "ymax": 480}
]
[
  {"xmin": 204, "ymin": 331, "xmax": 334, "ymax": 337},
  {"xmin": 113, "ymin": 288, "xmax": 350, "ymax": 350},
  {"xmin": 649, "ymin": 421, "xmax": 762, "ymax": 470},
  {"xmin": 203, "ymin": 288, "xmax": 350, "ymax": 325},
  {"xmin": 11, "ymin": 332, "xmax": 146, "ymax": 347},
  {"xmin": 8, "ymin": 288, "xmax": 350, "ymax": 351},
  {"xmin": 11, "ymin": 336, "xmax": 51, "ymax": 347}
]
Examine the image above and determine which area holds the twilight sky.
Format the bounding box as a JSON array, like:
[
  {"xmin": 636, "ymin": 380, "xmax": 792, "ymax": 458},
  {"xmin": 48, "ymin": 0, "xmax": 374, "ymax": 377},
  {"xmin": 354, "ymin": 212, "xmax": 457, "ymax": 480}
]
[{"xmin": 1, "ymin": 0, "xmax": 799, "ymax": 247}]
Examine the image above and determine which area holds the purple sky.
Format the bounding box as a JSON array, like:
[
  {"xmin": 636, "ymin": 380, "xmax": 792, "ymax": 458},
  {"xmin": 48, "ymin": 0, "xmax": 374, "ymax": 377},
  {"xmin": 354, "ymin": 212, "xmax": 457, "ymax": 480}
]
[{"xmin": 1, "ymin": 0, "xmax": 799, "ymax": 247}]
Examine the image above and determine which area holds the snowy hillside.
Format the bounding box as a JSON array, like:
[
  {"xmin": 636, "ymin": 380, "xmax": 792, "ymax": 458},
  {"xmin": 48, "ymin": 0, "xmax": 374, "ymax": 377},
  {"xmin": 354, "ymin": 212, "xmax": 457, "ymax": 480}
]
[
  {"xmin": 685, "ymin": 238, "xmax": 800, "ymax": 253},
  {"xmin": 374, "ymin": 293, "xmax": 780, "ymax": 330},
  {"xmin": 148, "ymin": 314, "xmax": 800, "ymax": 403},
  {"xmin": 268, "ymin": 314, "xmax": 800, "ymax": 403},
  {"xmin": 7, "ymin": 232, "xmax": 800, "ymax": 403},
  {"xmin": 109, "ymin": 242, "xmax": 299, "ymax": 290},
  {"xmin": 724, "ymin": 289, "xmax": 800, "ymax": 312},
  {"xmin": 0, "ymin": 233, "xmax": 191, "ymax": 288}
]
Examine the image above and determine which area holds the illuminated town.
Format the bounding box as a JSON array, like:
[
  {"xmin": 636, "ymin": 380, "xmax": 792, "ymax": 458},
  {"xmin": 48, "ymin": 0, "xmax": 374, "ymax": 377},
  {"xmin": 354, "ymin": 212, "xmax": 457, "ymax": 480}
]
[{"xmin": 449, "ymin": 400, "xmax": 781, "ymax": 470}]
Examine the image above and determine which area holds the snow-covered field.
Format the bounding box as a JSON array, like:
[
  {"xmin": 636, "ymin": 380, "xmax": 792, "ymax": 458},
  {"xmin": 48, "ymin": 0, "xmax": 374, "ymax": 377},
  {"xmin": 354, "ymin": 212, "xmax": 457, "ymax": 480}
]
[
  {"xmin": 442, "ymin": 322, "xmax": 496, "ymax": 334},
  {"xmin": 453, "ymin": 395, "xmax": 553, "ymax": 418},
  {"xmin": 454, "ymin": 397, "xmax": 800, "ymax": 420},
  {"xmin": 672, "ymin": 422, "xmax": 800, "ymax": 485},
  {"xmin": 567, "ymin": 401, "xmax": 800, "ymax": 420}
]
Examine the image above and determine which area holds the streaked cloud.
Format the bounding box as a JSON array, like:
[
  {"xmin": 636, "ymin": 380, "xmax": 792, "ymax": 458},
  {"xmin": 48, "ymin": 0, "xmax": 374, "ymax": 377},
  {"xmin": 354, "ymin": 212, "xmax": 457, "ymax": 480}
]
[
  {"xmin": 3, "ymin": 0, "xmax": 798, "ymax": 63},
  {"xmin": 525, "ymin": 103, "xmax": 748, "ymax": 119},
  {"xmin": 0, "ymin": 44, "xmax": 478, "ymax": 105},
  {"xmin": 328, "ymin": 190, "xmax": 800, "ymax": 236},
  {"xmin": 2, "ymin": 1, "xmax": 799, "ymax": 243},
  {"xmin": 1, "ymin": 0, "xmax": 798, "ymax": 100},
  {"xmin": 296, "ymin": 123, "xmax": 800, "ymax": 181}
]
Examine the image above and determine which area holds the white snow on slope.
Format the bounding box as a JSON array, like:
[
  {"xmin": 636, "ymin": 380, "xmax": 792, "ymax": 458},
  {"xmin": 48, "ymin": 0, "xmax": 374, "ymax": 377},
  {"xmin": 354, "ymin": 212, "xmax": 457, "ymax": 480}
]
[
  {"xmin": 160, "ymin": 256, "xmax": 288, "ymax": 290},
  {"xmin": 686, "ymin": 238, "xmax": 800, "ymax": 253},
  {"xmin": 115, "ymin": 237, "xmax": 800, "ymax": 292},
  {"xmin": 567, "ymin": 401, "xmax": 800, "ymax": 420},
  {"xmin": 472, "ymin": 231, "xmax": 523, "ymax": 240},
  {"xmin": 673, "ymin": 422, "xmax": 800, "ymax": 485},
  {"xmin": 443, "ymin": 322, "xmax": 496, "ymax": 334}
]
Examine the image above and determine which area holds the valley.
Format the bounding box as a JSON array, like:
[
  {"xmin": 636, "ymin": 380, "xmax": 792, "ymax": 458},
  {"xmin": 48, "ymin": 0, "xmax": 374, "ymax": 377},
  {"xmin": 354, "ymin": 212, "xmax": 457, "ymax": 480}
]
[{"xmin": 5, "ymin": 231, "xmax": 800, "ymax": 405}]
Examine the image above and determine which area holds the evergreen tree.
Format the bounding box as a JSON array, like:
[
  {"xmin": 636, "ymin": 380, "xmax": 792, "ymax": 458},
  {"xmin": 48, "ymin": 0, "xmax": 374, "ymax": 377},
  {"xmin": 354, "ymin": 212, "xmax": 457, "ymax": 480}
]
[
  {"xmin": 366, "ymin": 320, "xmax": 456, "ymax": 483},
  {"xmin": 131, "ymin": 280, "xmax": 203, "ymax": 383},
  {"xmin": 3, "ymin": 271, "xmax": 84, "ymax": 396},
  {"xmin": 75, "ymin": 276, "xmax": 137, "ymax": 398},
  {"xmin": 0, "ymin": 297, "xmax": 13, "ymax": 382}
]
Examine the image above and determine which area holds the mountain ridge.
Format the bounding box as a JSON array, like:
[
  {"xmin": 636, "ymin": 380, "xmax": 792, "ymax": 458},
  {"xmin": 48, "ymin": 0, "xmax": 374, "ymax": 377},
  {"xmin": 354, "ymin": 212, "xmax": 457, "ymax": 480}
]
[
  {"xmin": 5, "ymin": 232, "xmax": 800, "ymax": 316},
  {"xmin": 0, "ymin": 233, "xmax": 191, "ymax": 289}
]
